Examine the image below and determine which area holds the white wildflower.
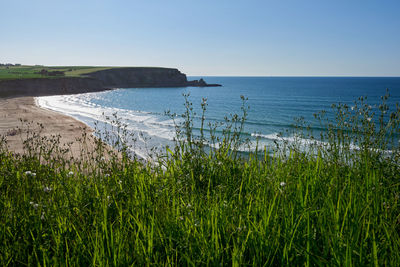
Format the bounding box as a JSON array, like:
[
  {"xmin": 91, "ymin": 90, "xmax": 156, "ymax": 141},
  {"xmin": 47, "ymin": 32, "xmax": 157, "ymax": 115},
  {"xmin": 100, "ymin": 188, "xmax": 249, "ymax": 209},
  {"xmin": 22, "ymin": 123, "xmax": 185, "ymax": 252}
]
[
  {"xmin": 107, "ymin": 195, "xmax": 111, "ymax": 200},
  {"xmin": 280, "ymin": 182, "xmax": 286, "ymax": 187},
  {"xmin": 367, "ymin": 117, "xmax": 372, "ymax": 122},
  {"xmin": 30, "ymin": 202, "xmax": 39, "ymax": 209},
  {"xmin": 41, "ymin": 212, "xmax": 45, "ymax": 220},
  {"xmin": 178, "ymin": 216, "xmax": 184, "ymax": 221},
  {"xmin": 351, "ymin": 106, "xmax": 355, "ymax": 111},
  {"xmin": 118, "ymin": 180, "xmax": 122, "ymax": 185},
  {"xmin": 186, "ymin": 203, "xmax": 192, "ymax": 208},
  {"xmin": 68, "ymin": 171, "xmax": 74, "ymax": 176},
  {"xmin": 105, "ymin": 174, "xmax": 110, "ymax": 178},
  {"xmin": 25, "ymin": 171, "xmax": 36, "ymax": 176},
  {"xmin": 43, "ymin": 186, "xmax": 52, "ymax": 193}
]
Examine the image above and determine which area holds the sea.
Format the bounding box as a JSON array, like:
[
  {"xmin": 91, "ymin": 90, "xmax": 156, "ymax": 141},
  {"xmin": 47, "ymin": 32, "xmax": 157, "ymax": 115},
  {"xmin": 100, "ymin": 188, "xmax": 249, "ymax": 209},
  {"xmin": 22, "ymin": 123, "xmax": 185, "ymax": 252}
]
[{"xmin": 36, "ymin": 77, "xmax": 400, "ymax": 159}]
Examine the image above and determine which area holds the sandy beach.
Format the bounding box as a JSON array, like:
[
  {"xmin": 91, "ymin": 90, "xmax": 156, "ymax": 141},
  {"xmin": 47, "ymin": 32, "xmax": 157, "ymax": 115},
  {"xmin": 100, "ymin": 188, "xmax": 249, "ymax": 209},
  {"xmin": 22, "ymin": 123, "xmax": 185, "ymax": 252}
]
[{"xmin": 0, "ymin": 96, "xmax": 97, "ymax": 158}]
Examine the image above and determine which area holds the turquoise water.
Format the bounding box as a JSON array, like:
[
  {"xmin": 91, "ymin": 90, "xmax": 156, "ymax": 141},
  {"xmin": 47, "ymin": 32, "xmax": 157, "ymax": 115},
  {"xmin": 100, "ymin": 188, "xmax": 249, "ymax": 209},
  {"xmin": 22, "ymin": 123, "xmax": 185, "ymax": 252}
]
[{"xmin": 37, "ymin": 77, "xmax": 400, "ymax": 158}]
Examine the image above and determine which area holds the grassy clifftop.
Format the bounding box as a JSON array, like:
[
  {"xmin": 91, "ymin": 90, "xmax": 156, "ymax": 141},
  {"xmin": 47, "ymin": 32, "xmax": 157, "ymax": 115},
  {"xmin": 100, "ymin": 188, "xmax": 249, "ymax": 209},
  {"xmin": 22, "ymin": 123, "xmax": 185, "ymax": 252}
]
[{"xmin": 0, "ymin": 65, "xmax": 116, "ymax": 81}]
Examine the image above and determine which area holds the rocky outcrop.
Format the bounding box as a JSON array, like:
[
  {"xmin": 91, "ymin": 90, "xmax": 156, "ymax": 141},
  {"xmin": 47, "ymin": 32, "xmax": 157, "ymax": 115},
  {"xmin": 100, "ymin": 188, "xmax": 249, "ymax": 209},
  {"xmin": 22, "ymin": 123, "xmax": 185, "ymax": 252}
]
[
  {"xmin": 0, "ymin": 67, "xmax": 221, "ymax": 98},
  {"xmin": 186, "ymin": 78, "xmax": 221, "ymax": 87}
]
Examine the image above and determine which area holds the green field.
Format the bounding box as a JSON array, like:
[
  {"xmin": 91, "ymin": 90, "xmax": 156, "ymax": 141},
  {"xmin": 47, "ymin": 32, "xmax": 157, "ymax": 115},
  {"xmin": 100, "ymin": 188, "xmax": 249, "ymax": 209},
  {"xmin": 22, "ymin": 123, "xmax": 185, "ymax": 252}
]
[
  {"xmin": 0, "ymin": 95, "xmax": 399, "ymax": 265},
  {"xmin": 0, "ymin": 65, "xmax": 113, "ymax": 81}
]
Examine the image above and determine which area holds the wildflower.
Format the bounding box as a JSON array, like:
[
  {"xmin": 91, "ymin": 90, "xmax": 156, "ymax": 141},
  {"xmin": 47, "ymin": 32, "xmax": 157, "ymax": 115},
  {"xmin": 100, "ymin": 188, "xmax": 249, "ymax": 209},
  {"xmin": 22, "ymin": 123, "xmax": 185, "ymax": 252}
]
[
  {"xmin": 43, "ymin": 186, "xmax": 52, "ymax": 193},
  {"xmin": 351, "ymin": 106, "xmax": 355, "ymax": 111},
  {"xmin": 68, "ymin": 171, "xmax": 74, "ymax": 176},
  {"xmin": 186, "ymin": 203, "xmax": 192, "ymax": 208},
  {"xmin": 118, "ymin": 180, "xmax": 122, "ymax": 185},
  {"xmin": 41, "ymin": 212, "xmax": 45, "ymax": 220},
  {"xmin": 107, "ymin": 195, "xmax": 111, "ymax": 200},
  {"xmin": 367, "ymin": 117, "xmax": 372, "ymax": 122},
  {"xmin": 30, "ymin": 202, "xmax": 39, "ymax": 209},
  {"xmin": 105, "ymin": 174, "xmax": 110, "ymax": 178},
  {"xmin": 25, "ymin": 171, "xmax": 36, "ymax": 177},
  {"xmin": 178, "ymin": 216, "xmax": 184, "ymax": 221},
  {"xmin": 280, "ymin": 182, "xmax": 286, "ymax": 187}
]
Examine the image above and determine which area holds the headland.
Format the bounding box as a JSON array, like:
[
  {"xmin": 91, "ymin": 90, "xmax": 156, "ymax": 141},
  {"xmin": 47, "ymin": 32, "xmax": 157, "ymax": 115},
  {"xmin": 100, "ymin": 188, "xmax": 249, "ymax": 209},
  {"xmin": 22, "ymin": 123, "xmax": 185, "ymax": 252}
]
[{"xmin": 0, "ymin": 66, "xmax": 221, "ymax": 98}]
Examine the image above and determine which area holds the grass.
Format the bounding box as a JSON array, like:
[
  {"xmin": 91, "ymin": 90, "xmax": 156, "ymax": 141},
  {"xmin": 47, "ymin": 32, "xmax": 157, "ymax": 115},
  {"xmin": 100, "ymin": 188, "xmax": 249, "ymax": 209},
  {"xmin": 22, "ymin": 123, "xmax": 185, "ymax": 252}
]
[
  {"xmin": 0, "ymin": 94, "xmax": 399, "ymax": 265},
  {"xmin": 0, "ymin": 65, "xmax": 114, "ymax": 81}
]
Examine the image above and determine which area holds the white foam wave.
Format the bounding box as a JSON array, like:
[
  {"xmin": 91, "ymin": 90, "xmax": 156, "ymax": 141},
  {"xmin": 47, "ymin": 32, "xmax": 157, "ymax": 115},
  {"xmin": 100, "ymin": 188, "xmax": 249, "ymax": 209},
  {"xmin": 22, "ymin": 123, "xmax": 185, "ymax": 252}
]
[{"xmin": 35, "ymin": 92, "xmax": 178, "ymax": 159}]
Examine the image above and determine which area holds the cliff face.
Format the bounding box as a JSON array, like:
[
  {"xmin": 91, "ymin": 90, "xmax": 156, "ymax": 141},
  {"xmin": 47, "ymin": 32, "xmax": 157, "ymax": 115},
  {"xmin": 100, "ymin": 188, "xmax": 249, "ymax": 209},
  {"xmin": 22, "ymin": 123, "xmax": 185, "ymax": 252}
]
[
  {"xmin": 0, "ymin": 67, "xmax": 220, "ymax": 98},
  {"xmin": 0, "ymin": 77, "xmax": 105, "ymax": 98},
  {"xmin": 88, "ymin": 67, "xmax": 189, "ymax": 88}
]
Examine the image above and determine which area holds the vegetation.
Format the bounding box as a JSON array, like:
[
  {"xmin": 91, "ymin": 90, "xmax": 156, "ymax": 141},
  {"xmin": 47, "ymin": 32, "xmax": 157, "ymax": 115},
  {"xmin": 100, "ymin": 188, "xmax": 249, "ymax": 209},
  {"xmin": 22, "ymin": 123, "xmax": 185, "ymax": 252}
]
[
  {"xmin": 0, "ymin": 94, "xmax": 399, "ymax": 265},
  {"xmin": 0, "ymin": 65, "xmax": 113, "ymax": 81}
]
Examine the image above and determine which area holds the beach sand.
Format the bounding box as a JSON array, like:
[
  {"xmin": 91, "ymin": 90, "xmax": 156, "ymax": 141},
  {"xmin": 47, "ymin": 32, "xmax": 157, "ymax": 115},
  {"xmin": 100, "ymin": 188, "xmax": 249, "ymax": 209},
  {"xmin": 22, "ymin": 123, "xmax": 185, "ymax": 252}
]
[{"xmin": 0, "ymin": 96, "xmax": 98, "ymax": 158}]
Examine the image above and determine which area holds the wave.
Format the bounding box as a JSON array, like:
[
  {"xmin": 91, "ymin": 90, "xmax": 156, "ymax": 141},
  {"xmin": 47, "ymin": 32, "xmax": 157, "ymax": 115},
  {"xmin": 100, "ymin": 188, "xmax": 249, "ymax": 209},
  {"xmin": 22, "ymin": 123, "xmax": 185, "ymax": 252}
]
[{"xmin": 36, "ymin": 93, "xmax": 179, "ymax": 159}]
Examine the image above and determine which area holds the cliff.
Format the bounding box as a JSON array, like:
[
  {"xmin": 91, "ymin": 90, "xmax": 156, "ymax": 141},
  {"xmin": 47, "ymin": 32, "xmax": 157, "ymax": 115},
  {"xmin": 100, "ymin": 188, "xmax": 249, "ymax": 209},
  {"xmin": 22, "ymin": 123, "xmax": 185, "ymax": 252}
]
[
  {"xmin": 0, "ymin": 67, "xmax": 221, "ymax": 98},
  {"xmin": 0, "ymin": 77, "xmax": 106, "ymax": 98}
]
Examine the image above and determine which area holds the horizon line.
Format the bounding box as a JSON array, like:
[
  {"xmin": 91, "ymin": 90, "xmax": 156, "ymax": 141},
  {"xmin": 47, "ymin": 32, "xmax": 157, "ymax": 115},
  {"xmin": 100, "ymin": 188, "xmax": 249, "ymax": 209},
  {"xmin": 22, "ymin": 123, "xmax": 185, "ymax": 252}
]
[{"xmin": 188, "ymin": 75, "xmax": 400, "ymax": 78}]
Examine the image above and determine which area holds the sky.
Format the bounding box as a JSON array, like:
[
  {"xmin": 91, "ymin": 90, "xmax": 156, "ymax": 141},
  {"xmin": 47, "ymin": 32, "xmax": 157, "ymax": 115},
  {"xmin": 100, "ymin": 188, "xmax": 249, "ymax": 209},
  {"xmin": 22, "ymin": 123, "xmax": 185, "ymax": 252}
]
[{"xmin": 1, "ymin": 0, "xmax": 400, "ymax": 76}]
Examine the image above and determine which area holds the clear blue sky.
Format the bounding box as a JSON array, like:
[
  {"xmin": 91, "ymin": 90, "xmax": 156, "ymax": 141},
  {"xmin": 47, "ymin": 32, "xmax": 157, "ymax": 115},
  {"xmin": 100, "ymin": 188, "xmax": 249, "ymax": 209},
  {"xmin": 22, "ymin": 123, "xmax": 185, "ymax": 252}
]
[{"xmin": 2, "ymin": 0, "xmax": 400, "ymax": 76}]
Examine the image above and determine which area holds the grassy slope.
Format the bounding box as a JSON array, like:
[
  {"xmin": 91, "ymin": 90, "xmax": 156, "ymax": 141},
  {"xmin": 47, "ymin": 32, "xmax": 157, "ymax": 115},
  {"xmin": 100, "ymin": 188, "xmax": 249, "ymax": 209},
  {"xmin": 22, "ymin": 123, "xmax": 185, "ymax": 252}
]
[
  {"xmin": 0, "ymin": 96, "xmax": 399, "ymax": 265},
  {"xmin": 0, "ymin": 65, "xmax": 180, "ymax": 81},
  {"xmin": 0, "ymin": 65, "xmax": 114, "ymax": 81}
]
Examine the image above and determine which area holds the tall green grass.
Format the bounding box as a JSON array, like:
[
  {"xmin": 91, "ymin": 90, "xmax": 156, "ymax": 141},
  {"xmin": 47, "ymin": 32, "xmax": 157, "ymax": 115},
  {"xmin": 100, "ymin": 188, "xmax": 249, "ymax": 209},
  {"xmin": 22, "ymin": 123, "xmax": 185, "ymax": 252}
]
[{"xmin": 0, "ymin": 94, "xmax": 399, "ymax": 265}]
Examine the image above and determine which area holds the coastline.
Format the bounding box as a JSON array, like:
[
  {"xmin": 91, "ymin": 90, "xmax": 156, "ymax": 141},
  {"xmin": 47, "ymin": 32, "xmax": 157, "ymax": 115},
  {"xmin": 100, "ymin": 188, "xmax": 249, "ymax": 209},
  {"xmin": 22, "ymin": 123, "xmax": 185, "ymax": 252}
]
[{"xmin": 0, "ymin": 96, "xmax": 98, "ymax": 158}]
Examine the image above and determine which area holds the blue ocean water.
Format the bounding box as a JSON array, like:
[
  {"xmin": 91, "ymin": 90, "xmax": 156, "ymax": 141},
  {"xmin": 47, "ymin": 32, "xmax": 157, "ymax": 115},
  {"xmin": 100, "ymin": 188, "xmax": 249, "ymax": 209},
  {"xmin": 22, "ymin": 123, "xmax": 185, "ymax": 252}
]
[{"xmin": 37, "ymin": 77, "xmax": 400, "ymax": 158}]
